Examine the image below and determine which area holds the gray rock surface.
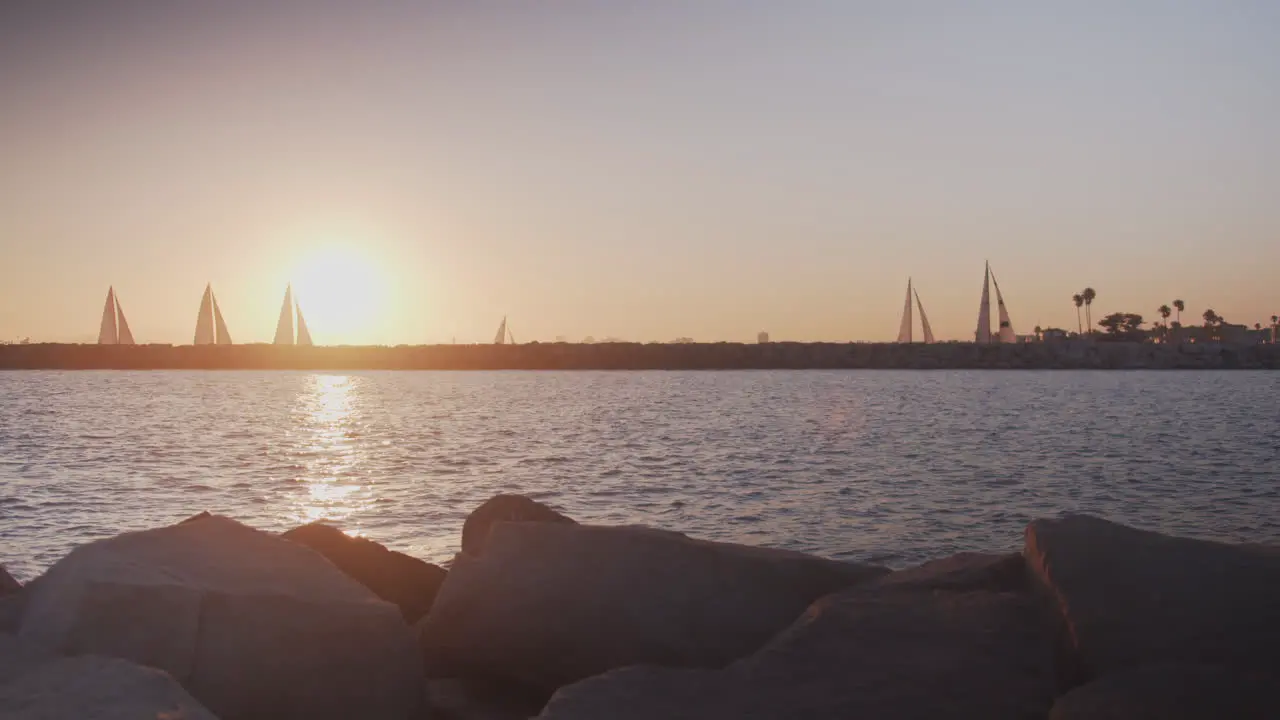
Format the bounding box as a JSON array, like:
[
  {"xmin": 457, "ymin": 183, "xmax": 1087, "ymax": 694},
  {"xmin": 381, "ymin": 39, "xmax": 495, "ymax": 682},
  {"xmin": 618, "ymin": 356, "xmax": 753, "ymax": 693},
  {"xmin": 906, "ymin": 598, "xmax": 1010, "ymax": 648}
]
[
  {"xmin": 419, "ymin": 522, "xmax": 887, "ymax": 691},
  {"xmin": 539, "ymin": 589, "xmax": 1058, "ymax": 720},
  {"xmin": 460, "ymin": 494, "xmax": 575, "ymax": 557},
  {"xmin": 17, "ymin": 515, "xmax": 423, "ymax": 720},
  {"xmin": 1049, "ymin": 663, "xmax": 1274, "ymax": 719},
  {"xmin": 1024, "ymin": 514, "xmax": 1280, "ymax": 677},
  {"xmin": 1, "ymin": 635, "xmax": 218, "ymax": 719},
  {"xmin": 283, "ymin": 521, "xmax": 447, "ymax": 623},
  {"xmin": 873, "ymin": 551, "xmax": 1027, "ymax": 593},
  {"xmin": 0, "ymin": 567, "xmax": 18, "ymax": 596}
]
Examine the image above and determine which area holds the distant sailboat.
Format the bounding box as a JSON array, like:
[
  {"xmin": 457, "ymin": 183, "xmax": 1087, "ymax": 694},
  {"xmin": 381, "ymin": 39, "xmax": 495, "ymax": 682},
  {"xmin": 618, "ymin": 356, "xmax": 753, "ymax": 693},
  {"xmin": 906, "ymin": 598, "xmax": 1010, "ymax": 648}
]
[
  {"xmin": 273, "ymin": 284, "xmax": 313, "ymax": 346},
  {"xmin": 97, "ymin": 287, "xmax": 135, "ymax": 345},
  {"xmin": 493, "ymin": 316, "xmax": 516, "ymax": 345},
  {"xmin": 896, "ymin": 278, "xmax": 936, "ymax": 343},
  {"xmin": 974, "ymin": 262, "xmax": 1016, "ymax": 343},
  {"xmin": 193, "ymin": 283, "xmax": 232, "ymax": 345}
]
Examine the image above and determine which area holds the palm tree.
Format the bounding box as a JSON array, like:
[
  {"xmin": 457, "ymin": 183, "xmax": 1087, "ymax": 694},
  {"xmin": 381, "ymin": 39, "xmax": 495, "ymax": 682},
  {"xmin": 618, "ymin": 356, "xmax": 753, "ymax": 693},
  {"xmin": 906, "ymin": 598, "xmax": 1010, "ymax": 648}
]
[
  {"xmin": 1082, "ymin": 288, "xmax": 1097, "ymax": 334},
  {"xmin": 1072, "ymin": 294, "xmax": 1084, "ymax": 334},
  {"xmin": 1158, "ymin": 304, "xmax": 1172, "ymax": 342},
  {"xmin": 1034, "ymin": 325, "xmax": 1043, "ymax": 341},
  {"xmin": 1173, "ymin": 299, "xmax": 1184, "ymax": 326},
  {"xmin": 1203, "ymin": 309, "xmax": 1220, "ymax": 341}
]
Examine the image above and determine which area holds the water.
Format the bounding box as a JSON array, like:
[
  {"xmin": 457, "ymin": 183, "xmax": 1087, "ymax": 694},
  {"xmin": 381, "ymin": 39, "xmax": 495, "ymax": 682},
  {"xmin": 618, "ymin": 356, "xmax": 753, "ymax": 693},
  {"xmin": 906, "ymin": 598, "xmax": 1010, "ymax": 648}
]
[{"xmin": 1, "ymin": 370, "xmax": 1277, "ymax": 581}]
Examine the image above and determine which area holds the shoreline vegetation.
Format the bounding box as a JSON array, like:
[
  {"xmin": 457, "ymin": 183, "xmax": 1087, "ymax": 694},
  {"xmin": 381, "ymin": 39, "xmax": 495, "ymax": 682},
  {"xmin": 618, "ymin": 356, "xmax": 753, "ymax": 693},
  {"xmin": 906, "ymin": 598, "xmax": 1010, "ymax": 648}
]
[
  {"xmin": 1, "ymin": 340, "xmax": 1279, "ymax": 370},
  {"xmin": 2, "ymin": 494, "xmax": 1276, "ymax": 718}
]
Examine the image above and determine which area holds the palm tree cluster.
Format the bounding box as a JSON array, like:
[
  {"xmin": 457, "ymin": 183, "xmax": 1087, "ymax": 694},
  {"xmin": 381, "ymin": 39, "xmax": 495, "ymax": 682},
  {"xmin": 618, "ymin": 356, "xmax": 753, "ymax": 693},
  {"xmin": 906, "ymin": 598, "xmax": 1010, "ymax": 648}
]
[{"xmin": 1071, "ymin": 288, "xmax": 1096, "ymax": 335}]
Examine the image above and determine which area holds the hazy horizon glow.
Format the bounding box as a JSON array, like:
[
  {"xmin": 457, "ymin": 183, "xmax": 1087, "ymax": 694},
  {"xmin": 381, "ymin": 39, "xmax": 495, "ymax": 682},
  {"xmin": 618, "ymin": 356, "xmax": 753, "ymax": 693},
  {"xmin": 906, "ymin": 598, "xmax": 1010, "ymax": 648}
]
[{"xmin": 2, "ymin": 1, "xmax": 1278, "ymax": 344}]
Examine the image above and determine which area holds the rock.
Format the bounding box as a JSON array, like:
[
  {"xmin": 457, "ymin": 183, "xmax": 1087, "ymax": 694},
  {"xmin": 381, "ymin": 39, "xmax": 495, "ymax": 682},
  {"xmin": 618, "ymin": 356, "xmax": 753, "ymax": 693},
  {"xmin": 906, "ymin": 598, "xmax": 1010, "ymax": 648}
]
[
  {"xmin": 282, "ymin": 522, "xmax": 447, "ymax": 623},
  {"xmin": 461, "ymin": 494, "xmax": 575, "ymax": 556},
  {"xmin": 539, "ymin": 589, "xmax": 1058, "ymax": 719},
  {"xmin": 419, "ymin": 521, "xmax": 888, "ymax": 692},
  {"xmin": 1049, "ymin": 664, "xmax": 1274, "ymax": 719},
  {"xmin": 0, "ymin": 648, "xmax": 219, "ymax": 720},
  {"xmin": 1024, "ymin": 514, "xmax": 1280, "ymax": 677},
  {"xmin": 426, "ymin": 678, "xmax": 546, "ymax": 720},
  {"xmin": 0, "ymin": 635, "xmax": 54, "ymax": 686},
  {"xmin": 17, "ymin": 515, "xmax": 424, "ymax": 720},
  {"xmin": 873, "ymin": 551, "xmax": 1027, "ymax": 593},
  {"xmin": 180, "ymin": 510, "xmax": 214, "ymax": 524},
  {"xmin": 0, "ymin": 566, "xmax": 18, "ymax": 596}
]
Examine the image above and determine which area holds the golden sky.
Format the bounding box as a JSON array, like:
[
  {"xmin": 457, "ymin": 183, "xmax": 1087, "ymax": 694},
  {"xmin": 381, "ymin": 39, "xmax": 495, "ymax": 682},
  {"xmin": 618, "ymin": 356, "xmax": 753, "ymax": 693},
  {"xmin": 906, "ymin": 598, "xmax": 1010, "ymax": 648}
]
[{"xmin": 2, "ymin": 2, "xmax": 1278, "ymax": 344}]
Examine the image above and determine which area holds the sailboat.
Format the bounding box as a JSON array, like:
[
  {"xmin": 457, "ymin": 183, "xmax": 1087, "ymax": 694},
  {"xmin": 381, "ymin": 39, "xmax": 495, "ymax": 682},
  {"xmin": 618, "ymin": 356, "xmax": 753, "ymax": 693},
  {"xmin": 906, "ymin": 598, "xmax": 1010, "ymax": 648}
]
[
  {"xmin": 493, "ymin": 316, "xmax": 516, "ymax": 345},
  {"xmin": 974, "ymin": 261, "xmax": 1016, "ymax": 343},
  {"xmin": 272, "ymin": 284, "xmax": 313, "ymax": 346},
  {"xmin": 193, "ymin": 283, "xmax": 232, "ymax": 345},
  {"xmin": 895, "ymin": 278, "xmax": 935, "ymax": 343},
  {"xmin": 97, "ymin": 287, "xmax": 136, "ymax": 345}
]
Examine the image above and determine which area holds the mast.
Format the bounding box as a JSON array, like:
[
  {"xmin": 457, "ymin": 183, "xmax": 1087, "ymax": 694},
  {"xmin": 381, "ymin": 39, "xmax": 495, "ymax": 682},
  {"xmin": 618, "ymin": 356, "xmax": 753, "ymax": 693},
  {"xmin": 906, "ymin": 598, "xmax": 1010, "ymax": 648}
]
[
  {"xmin": 975, "ymin": 262, "xmax": 992, "ymax": 343},
  {"xmin": 194, "ymin": 284, "xmax": 215, "ymax": 345},
  {"xmin": 273, "ymin": 285, "xmax": 295, "ymax": 345},
  {"xmin": 115, "ymin": 294, "xmax": 135, "ymax": 345},
  {"xmin": 212, "ymin": 291, "xmax": 232, "ymax": 345},
  {"xmin": 990, "ymin": 268, "xmax": 1015, "ymax": 343},
  {"xmin": 915, "ymin": 287, "xmax": 935, "ymax": 344},
  {"xmin": 98, "ymin": 288, "xmax": 118, "ymax": 345},
  {"xmin": 896, "ymin": 278, "xmax": 913, "ymax": 343}
]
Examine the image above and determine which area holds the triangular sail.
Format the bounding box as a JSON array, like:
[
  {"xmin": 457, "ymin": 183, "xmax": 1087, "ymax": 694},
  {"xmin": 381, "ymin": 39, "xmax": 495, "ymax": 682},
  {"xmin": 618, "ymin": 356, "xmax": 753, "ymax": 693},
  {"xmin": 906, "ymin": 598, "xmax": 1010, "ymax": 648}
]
[
  {"xmin": 212, "ymin": 292, "xmax": 232, "ymax": 345},
  {"xmin": 507, "ymin": 326, "xmax": 516, "ymax": 345},
  {"xmin": 494, "ymin": 317, "xmax": 507, "ymax": 345},
  {"xmin": 296, "ymin": 304, "xmax": 312, "ymax": 346},
  {"xmin": 115, "ymin": 295, "xmax": 135, "ymax": 345},
  {"xmin": 896, "ymin": 279, "xmax": 913, "ymax": 343},
  {"xmin": 915, "ymin": 288, "xmax": 935, "ymax": 344},
  {"xmin": 273, "ymin": 285, "xmax": 294, "ymax": 345},
  {"xmin": 975, "ymin": 263, "xmax": 992, "ymax": 343},
  {"xmin": 194, "ymin": 285, "xmax": 215, "ymax": 345},
  {"xmin": 991, "ymin": 269, "xmax": 1015, "ymax": 343},
  {"xmin": 98, "ymin": 288, "xmax": 118, "ymax": 345}
]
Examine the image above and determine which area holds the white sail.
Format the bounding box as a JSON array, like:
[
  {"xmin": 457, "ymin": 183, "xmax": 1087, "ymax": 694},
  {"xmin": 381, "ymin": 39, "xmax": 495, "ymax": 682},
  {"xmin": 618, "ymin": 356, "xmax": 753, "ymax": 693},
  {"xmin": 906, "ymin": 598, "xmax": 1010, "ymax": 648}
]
[
  {"xmin": 212, "ymin": 292, "xmax": 232, "ymax": 345},
  {"xmin": 273, "ymin": 285, "xmax": 295, "ymax": 345},
  {"xmin": 97, "ymin": 288, "xmax": 118, "ymax": 345},
  {"xmin": 296, "ymin": 304, "xmax": 312, "ymax": 346},
  {"xmin": 507, "ymin": 326, "xmax": 516, "ymax": 345},
  {"xmin": 115, "ymin": 295, "xmax": 135, "ymax": 345},
  {"xmin": 194, "ymin": 284, "xmax": 215, "ymax": 345},
  {"xmin": 494, "ymin": 317, "xmax": 507, "ymax": 345},
  {"xmin": 896, "ymin": 279, "xmax": 913, "ymax": 343},
  {"xmin": 915, "ymin": 288, "xmax": 935, "ymax": 344},
  {"xmin": 991, "ymin": 269, "xmax": 1015, "ymax": 343},
  {"xmin": 975, "ymin": 262, "xmax": 992, "ymax": 343}
]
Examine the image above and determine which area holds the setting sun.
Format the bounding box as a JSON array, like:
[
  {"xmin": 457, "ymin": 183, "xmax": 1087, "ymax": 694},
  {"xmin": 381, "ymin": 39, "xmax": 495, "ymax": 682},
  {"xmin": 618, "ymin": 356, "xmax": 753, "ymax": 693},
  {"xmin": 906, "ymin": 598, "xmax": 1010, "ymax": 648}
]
[{"xmin": 290, "ymin": 245, "xmax": 387, "ymax": 345}]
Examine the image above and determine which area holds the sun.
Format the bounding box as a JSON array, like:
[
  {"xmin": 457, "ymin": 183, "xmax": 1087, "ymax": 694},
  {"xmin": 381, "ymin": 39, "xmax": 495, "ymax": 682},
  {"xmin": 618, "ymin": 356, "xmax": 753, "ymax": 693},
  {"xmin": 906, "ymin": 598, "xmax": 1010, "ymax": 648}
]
[{"xmin": 291, "ymin": 245, "xmax": 386, "ymax": 345}]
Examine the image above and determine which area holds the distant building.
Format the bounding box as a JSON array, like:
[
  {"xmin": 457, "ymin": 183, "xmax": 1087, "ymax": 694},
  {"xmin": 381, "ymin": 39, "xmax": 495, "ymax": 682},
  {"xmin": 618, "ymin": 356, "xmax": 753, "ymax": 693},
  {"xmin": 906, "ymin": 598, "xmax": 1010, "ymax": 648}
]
[
  {"xmin": 1041, "ymin": 328, "xmax": 1069, "ymax": 342},
  {"xmin": 757, "ymin": 332, "xmax": 770, "ymax": 344}
]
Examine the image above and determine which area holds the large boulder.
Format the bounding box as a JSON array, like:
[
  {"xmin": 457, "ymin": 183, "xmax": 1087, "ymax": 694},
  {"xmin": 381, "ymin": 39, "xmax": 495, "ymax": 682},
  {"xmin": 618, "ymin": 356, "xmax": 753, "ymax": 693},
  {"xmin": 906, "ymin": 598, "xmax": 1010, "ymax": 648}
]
[
  {"xmin": 872, "ymin": 551, "xmax": 1027, "ymax": 593},
  {"xmin": 419, "ymin": 521, "xmax": 888, "ymax": 691},
  {"xmin": 17, "ymin": 515, "xmax": 424, "ymax": 720},
  {"xmin": 1024, "ymin": 514, "xmax": 1280, "ymax": 677},
  {"xmin": 1049, "ymin": 663, "xmax": 1274, "ymax": 719},
  {"xmin": 461, "ymin": 494, "xmax": 575, "ymax": 556},
  {"xmin": 0, "ymin": 566, "xmax": 18, "ymax": 596},
  {"xmin": 282, "ymin": 522, "xmax": 447, "ymax": 623},
  {"xmin": 539, "ymin": 588, "xmax": 1058, "ymax": 719},
  {"xmin": 0, "ymin": 642, "xmax": 219, "ymax": 719}
]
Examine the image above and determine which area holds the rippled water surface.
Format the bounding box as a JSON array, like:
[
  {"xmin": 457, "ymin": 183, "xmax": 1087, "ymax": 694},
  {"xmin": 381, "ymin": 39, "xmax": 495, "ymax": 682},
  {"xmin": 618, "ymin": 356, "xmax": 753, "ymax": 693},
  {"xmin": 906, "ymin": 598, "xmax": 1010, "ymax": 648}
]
[{"xmin": 2, "ymin": 370, "xmax": 1278, "ymax": 580}]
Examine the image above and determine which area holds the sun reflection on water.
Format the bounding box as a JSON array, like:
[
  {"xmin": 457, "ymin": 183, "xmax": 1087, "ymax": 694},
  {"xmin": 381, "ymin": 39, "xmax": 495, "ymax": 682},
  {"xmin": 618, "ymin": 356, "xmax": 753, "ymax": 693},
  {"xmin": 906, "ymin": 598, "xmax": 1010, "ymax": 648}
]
[{"xmin": 285, "ymin": 374, "xmax": 375, "ymax": 530}]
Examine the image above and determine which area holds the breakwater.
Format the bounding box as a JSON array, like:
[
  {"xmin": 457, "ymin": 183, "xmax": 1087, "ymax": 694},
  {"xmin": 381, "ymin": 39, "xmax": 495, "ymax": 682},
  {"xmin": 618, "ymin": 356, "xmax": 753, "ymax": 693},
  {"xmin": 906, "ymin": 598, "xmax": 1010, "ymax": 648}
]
[{"xmin": 1, "ymin": 340, "xmax": 1278, "ymax": 370}]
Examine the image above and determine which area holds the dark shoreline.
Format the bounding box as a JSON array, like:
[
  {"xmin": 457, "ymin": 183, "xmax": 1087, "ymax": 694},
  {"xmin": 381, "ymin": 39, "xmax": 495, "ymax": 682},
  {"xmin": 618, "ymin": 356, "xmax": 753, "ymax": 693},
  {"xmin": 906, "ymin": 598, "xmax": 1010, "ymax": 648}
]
[{"xmin": 1, "ymin": 341, "xmax": 1278, "ymax": 370}]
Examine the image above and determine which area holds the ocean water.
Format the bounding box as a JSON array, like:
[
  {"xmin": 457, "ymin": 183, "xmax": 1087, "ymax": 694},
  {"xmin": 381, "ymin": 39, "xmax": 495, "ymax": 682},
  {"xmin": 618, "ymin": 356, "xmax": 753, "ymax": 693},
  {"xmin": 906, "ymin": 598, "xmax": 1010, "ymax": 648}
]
[{"xmin": 1, "ymin": 370, "xmax": 1278, "ymax": 581}]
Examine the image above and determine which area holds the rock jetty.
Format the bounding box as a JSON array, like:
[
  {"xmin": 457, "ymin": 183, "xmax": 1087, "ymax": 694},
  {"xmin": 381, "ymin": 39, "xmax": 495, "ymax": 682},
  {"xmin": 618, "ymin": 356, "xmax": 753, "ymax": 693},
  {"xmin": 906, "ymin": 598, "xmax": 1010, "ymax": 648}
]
[
  {"xmin": 2, "ymin": 340, "xmax": 1278, "ymax": 370},
  {"xmin": 1, "ymin": 496, "xmax": 1276, "ymax": 719}
]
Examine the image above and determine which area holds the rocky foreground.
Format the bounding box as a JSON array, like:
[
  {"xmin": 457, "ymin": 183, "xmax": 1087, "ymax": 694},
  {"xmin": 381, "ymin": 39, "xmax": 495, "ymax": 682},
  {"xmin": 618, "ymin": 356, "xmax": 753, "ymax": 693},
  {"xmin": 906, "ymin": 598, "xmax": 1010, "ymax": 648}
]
[{"xmin": 1, "ymin": 494, "xmax": 1277, "ymax": 719}]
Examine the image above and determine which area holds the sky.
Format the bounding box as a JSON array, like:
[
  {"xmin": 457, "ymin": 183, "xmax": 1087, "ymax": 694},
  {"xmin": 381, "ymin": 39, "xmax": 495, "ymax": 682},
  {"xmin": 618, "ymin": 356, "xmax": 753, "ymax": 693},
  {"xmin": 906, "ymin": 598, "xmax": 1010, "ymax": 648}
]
[{"xmin": 1, "ymin": 1, "xmax": 1278, "ymax": 345}]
